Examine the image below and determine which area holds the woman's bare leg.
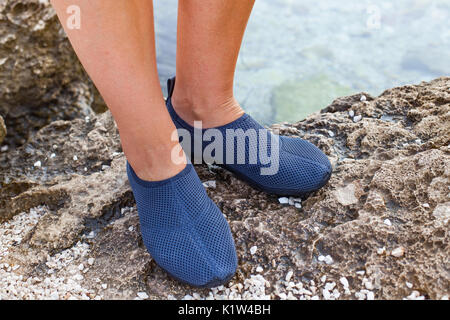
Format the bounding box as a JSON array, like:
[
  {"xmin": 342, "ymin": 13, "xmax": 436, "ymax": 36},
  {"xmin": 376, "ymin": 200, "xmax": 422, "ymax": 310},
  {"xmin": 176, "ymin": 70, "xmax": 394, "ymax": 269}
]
[
  {"xmin": 50, "ymin": 0, "xmax": 185, "ymax": 181},
  {"xmin": 172, "ymin": 0, "xmax": 255, "ymax": 128}
]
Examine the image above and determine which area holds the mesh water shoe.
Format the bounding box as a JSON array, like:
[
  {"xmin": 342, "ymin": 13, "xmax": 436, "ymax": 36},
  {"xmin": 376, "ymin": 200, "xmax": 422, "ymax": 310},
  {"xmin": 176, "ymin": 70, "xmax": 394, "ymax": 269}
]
[
  {"xmin": 166, "ymin": 77, "xmax": 332, "ymax": 197},
  {"xmin": 127, "ymin": 162, "xmax": 237, "ymax": 288}
]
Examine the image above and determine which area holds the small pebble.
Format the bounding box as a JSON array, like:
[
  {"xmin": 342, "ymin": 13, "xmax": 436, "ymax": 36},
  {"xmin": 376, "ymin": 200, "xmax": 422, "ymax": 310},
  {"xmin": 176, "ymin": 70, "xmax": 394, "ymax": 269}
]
[
  {"xmin": 278, "ymin": 197, "xmax": 289, "ymax": 205},
  {"xmin": 422, "ymin": 203, "xmax": 430, "ymax": 208},
  {"xmin": 364, "ymin": 281, "xmax": 374, "ymax": 290},
  {"xmin": 324, "ymin": 255, "xmax": 334, "ymax": 265},
  {"xmin": 339, "ymin": 277, "xmax": 349, "ymax": 288},
  {"xmin": 384, "ymin": 219, "xmax": 392, "ymax": 226},
  {"xmin": 1, "ymin": 145, "xmax": 8, "ymax": 152},
  {"xmin": 202, "ymin": 180, "xmax": 216, "ymax": 189},
  {"xmin": 256, "ymin": 266, "xmax": 263, "ymax": 273},
  {"xmin": 333, "ymin": 289, "xmax": 341, "ymax": 299},
  {"xmin": 328, "ymin": 130, "xmax": 335, "ymax": 137},
  {"xmin": 285, "ymin": 270, "xmax": 294, "ymax": 282},
  {"xmin": 355, "ymin": 291, "xmax": 366, "ymax": 300},
  {"xmin": 73, "ymin": 155, "xmax": 78, "ymax": 161},
  {"xmin": 360, "ymin": 95, "xmax": 367, "ymax": 102},
  {"xmin": 73, "ymin": 274, "xmax": 83, "ymax": 281},
  {"xmin": 391, "ymin": 247, "xmax": 405, "ymax": 257},
  {"xmin": 367, "ymin": 291, "xmax": 375, "ymax": 300},
  {"xmin": 353, "ymin": 115, "xmax": 362, "ymax": 123},
  {"xmin": 88, "ymin": 258, "xmax": 95, "ymax": 266},
  {"xmin": 33, "ymin": 161, "xmax": 42, "ymax": 168},
  {"xmin": 322, "ymin": 289, "xmax": 332, "ymax": 300},
  {"xmin": 406, "ymin": 282, "xmax": 413, "ymax": 289},
  {"xmin": 291, "ymin": 197, "xmax": 302, "ymax": 204},
  {"xmin": 250, "ymin": 246, "xmax": 258, "ymax": 255},
  {"xmin": 405, "ymin": 290, "xmax": 425, "ymax": 300},
  {"xmin": 287, "ymin": 292, "xmax": 297, "ymax": 300},
  {"xmin": 303, "ymin": 289, "xmax": 312, "ymax": 296},
  {"xmin": 349, "ymin": 110, "xmax": 355, "ymax": 117},
  {"xmin": 324, "ymin": 282, "xmax": 336, "ymax": 291},
  {"xmin": 137, "ymin": 292, "xmax": 149, "ymax": 299},
  {"xmin": 50, "ymin": 153, "xmax": 56, "ymax": 159}
]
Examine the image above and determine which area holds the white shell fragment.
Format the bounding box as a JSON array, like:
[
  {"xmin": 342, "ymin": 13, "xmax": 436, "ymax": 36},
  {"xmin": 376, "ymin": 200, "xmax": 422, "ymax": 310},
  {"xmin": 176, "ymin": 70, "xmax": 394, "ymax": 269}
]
[{"xmin": 391, "ymin": 247, "xmax": 405, "ymax": 257}]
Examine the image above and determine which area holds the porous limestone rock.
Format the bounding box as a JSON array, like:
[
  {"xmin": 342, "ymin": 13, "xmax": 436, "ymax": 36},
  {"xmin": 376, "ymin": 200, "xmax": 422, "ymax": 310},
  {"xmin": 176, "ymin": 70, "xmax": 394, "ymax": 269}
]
[
  {"xmin": 0, "ymin": 0, "xmax": 105, "ymax": 147},
  {"xmin": 1, "ymin": 77, "xmax": 449, "ymax": 300}
]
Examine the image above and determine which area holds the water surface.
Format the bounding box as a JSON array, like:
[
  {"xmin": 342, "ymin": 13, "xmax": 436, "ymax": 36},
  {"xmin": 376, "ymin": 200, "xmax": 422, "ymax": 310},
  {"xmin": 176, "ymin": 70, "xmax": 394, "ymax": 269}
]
[{"xmin": 154, "ymin": 0, "xmax": 450, "ymax": 125}]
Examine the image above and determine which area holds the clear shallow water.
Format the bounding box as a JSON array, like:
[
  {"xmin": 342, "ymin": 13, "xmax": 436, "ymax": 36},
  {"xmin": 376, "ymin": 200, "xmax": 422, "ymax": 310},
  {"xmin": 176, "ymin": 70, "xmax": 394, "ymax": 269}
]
[{"xmin": 154, "ymin": 0, "xmax": 450, "ymax": 125}]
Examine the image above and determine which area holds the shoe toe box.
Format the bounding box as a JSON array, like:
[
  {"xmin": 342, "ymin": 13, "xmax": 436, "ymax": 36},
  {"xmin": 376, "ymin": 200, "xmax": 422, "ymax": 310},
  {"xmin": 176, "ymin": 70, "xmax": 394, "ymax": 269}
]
[
  {"xmin": 141, "ymin": 202, "xmax": 237, "ymax": 288},
  {"xmin": 250, "ymin": 136, "xmax": 332, "ymax": 195}
]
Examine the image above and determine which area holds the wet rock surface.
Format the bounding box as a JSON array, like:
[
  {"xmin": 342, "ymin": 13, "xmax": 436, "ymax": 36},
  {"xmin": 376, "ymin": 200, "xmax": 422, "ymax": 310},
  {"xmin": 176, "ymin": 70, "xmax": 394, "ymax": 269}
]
[{"xmin": 1, "ymin": 77, "xmax": 449, "ymax": 300}]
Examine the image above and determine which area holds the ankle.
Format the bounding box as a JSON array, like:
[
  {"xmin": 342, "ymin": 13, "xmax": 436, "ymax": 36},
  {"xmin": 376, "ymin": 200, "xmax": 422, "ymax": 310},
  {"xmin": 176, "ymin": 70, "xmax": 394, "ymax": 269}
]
[
  {"xmin": 123, "ymin": 140, "xmax": 187, "ymax": 182},
  {"xmin": 171, "ymin": 85, "xmax": 244, "ymax": 128}
]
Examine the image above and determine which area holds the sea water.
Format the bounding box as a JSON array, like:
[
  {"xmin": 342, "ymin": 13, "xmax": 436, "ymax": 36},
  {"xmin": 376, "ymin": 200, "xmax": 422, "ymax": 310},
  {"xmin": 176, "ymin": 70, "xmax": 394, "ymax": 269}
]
[{"xmin": 154, "ymin": 0, "xmax": 450, "ymax": 125}]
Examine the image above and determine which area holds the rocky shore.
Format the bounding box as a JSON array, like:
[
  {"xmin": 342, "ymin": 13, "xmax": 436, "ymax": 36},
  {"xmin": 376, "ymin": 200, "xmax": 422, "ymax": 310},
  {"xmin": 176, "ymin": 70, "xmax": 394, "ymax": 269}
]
[{"xmin": 0, "ymin": 0, "xmax": 449, "ymax": 300}]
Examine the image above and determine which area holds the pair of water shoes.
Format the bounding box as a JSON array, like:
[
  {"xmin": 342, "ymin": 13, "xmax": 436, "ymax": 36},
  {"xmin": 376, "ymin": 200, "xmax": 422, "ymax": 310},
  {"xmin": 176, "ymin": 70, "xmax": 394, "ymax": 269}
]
[{"xmin": 127, "ymin": 77, "xmax": 332, "ymax": 287}]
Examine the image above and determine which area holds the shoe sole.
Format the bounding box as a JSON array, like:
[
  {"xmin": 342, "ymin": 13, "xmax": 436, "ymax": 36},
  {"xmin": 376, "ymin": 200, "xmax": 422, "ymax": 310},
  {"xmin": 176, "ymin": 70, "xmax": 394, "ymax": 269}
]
[
  {"xmin": 216, "ymin": 163, "xmax": 332, "ymax": 200},
  {"xmin": 164, "ymin": 268, "xmax": 236, "ymax": 289}
]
